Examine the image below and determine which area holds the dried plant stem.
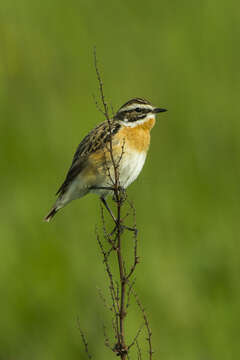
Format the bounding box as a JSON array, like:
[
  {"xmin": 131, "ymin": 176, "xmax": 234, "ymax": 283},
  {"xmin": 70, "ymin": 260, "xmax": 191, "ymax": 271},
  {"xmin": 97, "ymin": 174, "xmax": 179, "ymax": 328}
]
[
  {"xmin": 116, "ymin": 200, "xmax": 127, "ymax": 357},
  {"xmin": 88, "ymin": 49, "xmax": 153, "ymax": 360},
  {"xmin": 94, "ymin": 48, "xmax": 128, "ymax": 358}
]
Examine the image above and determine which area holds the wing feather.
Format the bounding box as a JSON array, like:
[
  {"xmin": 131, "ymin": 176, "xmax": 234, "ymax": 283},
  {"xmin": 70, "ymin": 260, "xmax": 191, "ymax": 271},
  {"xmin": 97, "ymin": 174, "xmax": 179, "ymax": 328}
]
[{"xmin": 56, "ymin": 121, "xmax": 121, "ymax": 196}]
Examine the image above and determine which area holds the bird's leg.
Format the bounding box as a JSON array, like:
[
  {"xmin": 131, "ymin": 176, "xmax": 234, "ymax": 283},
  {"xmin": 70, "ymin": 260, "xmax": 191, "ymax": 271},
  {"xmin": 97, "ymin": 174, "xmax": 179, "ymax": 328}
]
[
  {"xmin": 101, "ymin": 197, "xmax": 117, "ymax": 223},
  {"xmin": 101, "ymin": 197, "xmax": 137, "ymax": 235}
]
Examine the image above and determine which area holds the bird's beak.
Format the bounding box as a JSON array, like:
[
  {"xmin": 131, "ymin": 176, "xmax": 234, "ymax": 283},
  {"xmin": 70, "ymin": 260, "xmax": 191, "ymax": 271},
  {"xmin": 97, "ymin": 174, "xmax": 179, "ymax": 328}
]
[{"xmin": 153, "ymin": 108, "xmax": 167, "ymax": 113}]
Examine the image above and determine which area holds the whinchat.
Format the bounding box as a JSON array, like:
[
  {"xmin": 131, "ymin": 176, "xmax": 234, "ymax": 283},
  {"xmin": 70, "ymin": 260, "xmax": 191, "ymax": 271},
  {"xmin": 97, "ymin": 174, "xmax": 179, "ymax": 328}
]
[{"xmin": 45, "ymin": 98, "xmax": 167, "ymax": 222}]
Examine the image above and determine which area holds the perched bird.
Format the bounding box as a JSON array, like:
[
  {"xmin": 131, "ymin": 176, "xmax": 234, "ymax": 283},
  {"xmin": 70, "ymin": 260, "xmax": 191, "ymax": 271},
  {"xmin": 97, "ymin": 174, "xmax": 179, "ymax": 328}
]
[{"xmin": 44, "ymin": 98, "xmax": 167, "ymax": 222}]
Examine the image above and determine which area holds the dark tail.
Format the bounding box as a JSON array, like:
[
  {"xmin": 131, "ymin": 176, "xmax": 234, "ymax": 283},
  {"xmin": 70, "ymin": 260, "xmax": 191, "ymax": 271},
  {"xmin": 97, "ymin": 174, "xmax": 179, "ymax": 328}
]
[{"xmin": 44, "ymin": 207, "xmax": 58, "ymax": 222}]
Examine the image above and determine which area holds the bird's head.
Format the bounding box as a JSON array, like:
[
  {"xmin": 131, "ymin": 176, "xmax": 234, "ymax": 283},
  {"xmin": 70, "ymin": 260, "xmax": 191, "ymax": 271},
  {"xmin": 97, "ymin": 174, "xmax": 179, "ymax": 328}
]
[{"xmin": 114, "ymin": 98, "xmax": 167, "ymax": 126}]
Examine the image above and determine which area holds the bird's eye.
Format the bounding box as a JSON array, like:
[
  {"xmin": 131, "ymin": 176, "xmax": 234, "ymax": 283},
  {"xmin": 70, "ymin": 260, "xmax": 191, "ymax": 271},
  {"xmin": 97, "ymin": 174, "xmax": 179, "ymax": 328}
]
[{"xmin": 135, "ymin": 108, "xmax": 141, "ymax": 112}]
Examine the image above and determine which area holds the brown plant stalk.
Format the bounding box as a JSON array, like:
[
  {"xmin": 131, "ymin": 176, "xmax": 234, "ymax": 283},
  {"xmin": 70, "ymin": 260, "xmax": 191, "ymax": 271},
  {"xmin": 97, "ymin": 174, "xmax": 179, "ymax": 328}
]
[{"xmin": 79, "ymin": 50, "xmax": 153, "ymax": 360}]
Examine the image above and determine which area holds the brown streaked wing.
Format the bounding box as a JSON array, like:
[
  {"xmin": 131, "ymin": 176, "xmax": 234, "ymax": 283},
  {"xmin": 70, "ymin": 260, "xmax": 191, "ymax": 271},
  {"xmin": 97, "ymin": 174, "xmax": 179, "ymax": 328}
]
[{"xmin": 56, "ymin": 121, "xmax": 121, "ymax": 196}]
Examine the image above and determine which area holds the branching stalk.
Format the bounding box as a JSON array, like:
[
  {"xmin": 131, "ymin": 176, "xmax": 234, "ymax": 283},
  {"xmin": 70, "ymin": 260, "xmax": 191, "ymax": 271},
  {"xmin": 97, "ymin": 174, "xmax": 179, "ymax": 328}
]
[{"xmin": 80, "ymin": 49, "xmax": 153, "ymax": 360}]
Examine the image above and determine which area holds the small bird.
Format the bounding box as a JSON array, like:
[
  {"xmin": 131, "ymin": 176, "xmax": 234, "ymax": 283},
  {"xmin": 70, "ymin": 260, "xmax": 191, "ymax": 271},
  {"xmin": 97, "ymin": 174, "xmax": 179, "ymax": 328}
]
[{"xmin": 44, "ymin": 98, "xmax": 167, "ymax": 222}]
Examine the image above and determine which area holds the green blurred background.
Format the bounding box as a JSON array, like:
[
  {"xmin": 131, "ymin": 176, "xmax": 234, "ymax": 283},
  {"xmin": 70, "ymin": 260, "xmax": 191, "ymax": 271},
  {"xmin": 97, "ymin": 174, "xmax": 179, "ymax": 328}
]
[{"xmin": 0, "ymin": 0, "xmax": 239, "ymax": 359}]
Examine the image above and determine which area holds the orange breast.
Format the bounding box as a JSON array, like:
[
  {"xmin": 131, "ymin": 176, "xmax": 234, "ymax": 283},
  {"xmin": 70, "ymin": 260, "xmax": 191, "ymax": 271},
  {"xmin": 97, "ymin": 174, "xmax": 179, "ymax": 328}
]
[{"xmin": 116, "ymin": 117, "xmax": 155, "ymax": 152}]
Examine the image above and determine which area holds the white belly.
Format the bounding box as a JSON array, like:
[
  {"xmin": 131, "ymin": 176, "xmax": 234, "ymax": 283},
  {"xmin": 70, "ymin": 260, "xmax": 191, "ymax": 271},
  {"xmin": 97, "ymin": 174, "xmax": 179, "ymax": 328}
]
[
  {"xmin": 58, "ymin": 151, "xmax": 147, "ymax": 205},
  {"xmin": 119, "ymin": 151, "xmax": 146, "ymax": 188}
]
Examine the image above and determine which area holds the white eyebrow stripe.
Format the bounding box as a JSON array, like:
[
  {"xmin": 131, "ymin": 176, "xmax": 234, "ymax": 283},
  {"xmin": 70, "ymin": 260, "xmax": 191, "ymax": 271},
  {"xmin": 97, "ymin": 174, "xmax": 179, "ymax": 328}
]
[{"xmin": 118, "ymin": 104, "xmax": 154, "ymax": 112}]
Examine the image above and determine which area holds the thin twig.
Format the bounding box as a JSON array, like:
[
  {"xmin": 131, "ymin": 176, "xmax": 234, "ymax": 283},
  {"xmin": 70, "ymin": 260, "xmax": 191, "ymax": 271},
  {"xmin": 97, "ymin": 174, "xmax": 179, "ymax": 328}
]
[
  {"xmin": 133, "ymin": 291, "xmax": 154, "ymax": 359},
  {"xmin": 100, "ymin": 203, "xmax": 116, "ymax": 250},
  {"xmin": 97, "ymin": 287, "xmax": 113, "ymax": 312},
  {"xmin": 126, "ymin": 278, "xmax": 136, "ymax": 309},
  {"xmin": 116, "ymin": 138, "xmax": 126, "ymax": 169},
  {"xmin": 136, "ymin": 340, "xmax": 142, "ymax": 360},
  {"xmin": 77, "ymin": 317, "xmax": 93, "ymax": 359},
  {"xmin": 96, "ymin": 231, "xmax": 120, "ymax": 312},
  {"xmin": 103, "ymin": 323, "xmax": 113, "ymax": 350},
  {"xmin": 128, "ymin": 322, "xmax": 144, "ymax": 350},
  {"xmin": 93, "ymin": 47, "xmax": 110, "ymax": 121},
  {"xmin": 92, "ymin": 93, "xmax": 105, "ymax": 116}
]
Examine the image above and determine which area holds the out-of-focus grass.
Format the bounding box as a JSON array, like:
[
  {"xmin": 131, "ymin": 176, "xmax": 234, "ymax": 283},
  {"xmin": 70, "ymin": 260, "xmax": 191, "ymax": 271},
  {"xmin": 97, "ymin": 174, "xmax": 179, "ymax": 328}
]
[{"xmin": 0, "ymin": 0, "xmax": 239, "ymax": 359}]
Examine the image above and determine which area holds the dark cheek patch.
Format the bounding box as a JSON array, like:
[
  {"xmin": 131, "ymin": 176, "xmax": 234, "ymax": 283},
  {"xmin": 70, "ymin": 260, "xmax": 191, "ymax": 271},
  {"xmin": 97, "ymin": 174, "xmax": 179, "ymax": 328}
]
[
  {"xmin": 128, "ymin": 113, "xmax": 145, "ymax": 122},
  {"xmin": 128, "ymin": 113, "xmax": 136, "ymax": 122},
  {"xmin": 116, "ymin": 112, "xmax": 126, "ymax": 121},
  {"xmin": 115, "ymin": 108, "xmax": 151, "ymax": 122}
]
